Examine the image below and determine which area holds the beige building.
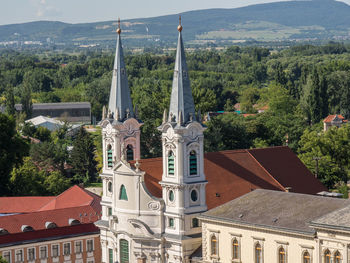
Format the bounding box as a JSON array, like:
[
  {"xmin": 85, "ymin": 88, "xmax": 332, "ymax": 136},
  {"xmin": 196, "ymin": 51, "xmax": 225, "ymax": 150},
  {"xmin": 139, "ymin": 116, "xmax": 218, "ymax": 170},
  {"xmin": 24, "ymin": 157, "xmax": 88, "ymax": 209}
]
[{"xmin": 199, "ymin": 189, "xmax": 350, "ymax": 263}]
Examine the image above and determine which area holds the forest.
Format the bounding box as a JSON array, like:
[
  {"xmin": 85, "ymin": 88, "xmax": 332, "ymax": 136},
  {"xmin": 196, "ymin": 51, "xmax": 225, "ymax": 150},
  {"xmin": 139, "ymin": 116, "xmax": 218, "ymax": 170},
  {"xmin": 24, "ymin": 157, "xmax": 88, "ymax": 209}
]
[{"xmin": 0, "ymin": 42, "xmax": 349, "ymax": 196}]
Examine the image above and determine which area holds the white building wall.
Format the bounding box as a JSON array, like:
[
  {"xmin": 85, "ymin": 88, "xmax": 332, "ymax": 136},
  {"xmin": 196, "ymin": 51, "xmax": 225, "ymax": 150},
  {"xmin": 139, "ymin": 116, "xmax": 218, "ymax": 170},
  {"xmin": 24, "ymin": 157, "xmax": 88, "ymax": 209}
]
[{"xmin": 201, "ymin": 220, "xmax": 317, "ymax": 263}]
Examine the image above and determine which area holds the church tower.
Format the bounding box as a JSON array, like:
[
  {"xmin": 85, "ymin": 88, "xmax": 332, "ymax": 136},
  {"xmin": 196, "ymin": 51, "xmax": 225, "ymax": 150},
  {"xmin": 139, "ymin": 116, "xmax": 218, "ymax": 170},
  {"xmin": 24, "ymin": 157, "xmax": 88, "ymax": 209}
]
[
  {"xmin": 100, "ymin": 18, "xmax": 142, "ymax": 223},
  {"xmin": 158, "ymin": 17, "xmax": 207, "ymax": 260}
]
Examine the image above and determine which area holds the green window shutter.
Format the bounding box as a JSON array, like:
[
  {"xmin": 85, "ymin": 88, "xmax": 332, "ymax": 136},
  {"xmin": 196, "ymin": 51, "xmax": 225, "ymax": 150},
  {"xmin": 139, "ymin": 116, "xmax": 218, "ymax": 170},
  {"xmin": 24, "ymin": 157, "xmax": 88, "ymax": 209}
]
[
  {"xmin": 168, "ymin": 151, "xmax": 175, "ymax": 175},
  {"xmin": 120, "ymin": 239, "xmax": 129, "ymax": 263},
  {"xmin": 189, "ymin": 151, "xmax": 197, "ymax": 175},
  {"xmin": 119, "ymin": 185, "xmax": 128, "ymax": 201},
  {"xmin": 107, "ymin": 149, "xmax": 113, "ymax": 168},
  {"xmin": 109, "ymin": 249, "xmax": 113, "ymax": 263},
  {"xmin": 169, "ymin": 217, "xmax": 174, "ymax": 227}
]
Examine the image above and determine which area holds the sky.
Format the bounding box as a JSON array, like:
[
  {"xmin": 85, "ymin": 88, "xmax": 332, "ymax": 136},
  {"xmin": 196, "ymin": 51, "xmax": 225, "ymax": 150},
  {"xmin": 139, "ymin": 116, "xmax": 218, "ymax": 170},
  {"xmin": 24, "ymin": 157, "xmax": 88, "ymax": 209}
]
[{"xmin": 1, "ymin": 0, "xmax": 350, "ymax": 26}]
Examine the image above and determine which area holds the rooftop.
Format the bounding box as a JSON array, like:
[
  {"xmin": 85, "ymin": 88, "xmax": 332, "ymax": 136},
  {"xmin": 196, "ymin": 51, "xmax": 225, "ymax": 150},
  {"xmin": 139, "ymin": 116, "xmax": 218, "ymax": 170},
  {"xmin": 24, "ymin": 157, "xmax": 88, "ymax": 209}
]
[
  {"xmin": 0, "ymin": 186, "xmax": 101, "ymax": 245},
  {"xmin": 138, "ymin": 146, "xmax": 326, "ymax": 210},
  {"xmin": 201, "ymin": 189, "xmax": 349, "ymax": 235}
]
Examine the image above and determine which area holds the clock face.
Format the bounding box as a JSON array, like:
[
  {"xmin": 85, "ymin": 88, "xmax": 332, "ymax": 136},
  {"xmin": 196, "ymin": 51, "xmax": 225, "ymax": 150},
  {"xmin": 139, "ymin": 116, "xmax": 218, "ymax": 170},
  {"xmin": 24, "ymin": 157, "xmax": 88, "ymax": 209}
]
[{"xmin": 106, "ymin": 124, "xmax": 112, "ymax": 135}]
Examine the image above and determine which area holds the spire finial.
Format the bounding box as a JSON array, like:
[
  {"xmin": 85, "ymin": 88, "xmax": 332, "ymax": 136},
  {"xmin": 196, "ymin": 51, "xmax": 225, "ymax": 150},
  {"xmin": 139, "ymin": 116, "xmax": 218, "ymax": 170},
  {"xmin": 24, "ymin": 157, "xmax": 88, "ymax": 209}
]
[
  {"xmin": 117, "ymin": 17, "xmax": 121, "ymax": 35},
  {"xmin": 177, "ymin": 15, "xmax": 183, "ymax": 32}
]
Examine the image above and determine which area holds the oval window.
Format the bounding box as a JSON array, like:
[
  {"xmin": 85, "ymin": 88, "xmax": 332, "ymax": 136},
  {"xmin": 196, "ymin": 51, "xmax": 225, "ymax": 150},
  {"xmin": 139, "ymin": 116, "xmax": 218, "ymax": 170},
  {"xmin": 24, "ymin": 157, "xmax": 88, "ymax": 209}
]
[
  {"xmin": 169, "ymin": 190, "xmax": 175, "ymax": 202},
  {"xmin": 191, "ymin": 189, "xmax": 198, "ymax": 202}
]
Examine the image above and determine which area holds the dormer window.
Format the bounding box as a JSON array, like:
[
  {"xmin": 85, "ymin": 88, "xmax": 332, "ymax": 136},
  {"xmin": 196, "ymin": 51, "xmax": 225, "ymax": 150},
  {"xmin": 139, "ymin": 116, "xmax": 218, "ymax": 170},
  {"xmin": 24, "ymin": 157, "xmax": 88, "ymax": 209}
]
[
  {"xmin": 126, "ymin": 145, "xmax": 134, "ymax": 161},
  {"xmin": 168, "ymin": 151, "xmax": 175, "ymax": 175},
  {"xmin": 0, "ymin": 228, "xmax": 8, "ymax": 235},
  {"xmin": 189, "ymin": 150, "xmax": 197, "ymax": 175},
  {"xmin": 107, "ymin": 145, "xmax": 113, "ymax": 168},
  {"xmin": 45, "ymin": 222, "xmax": 57, "ymax": 229},
  {"xmin": 21, "ymin": 225, "xmax": 34, "ymax": 232},
  {"xmin": 68, "ymin": 219, "xmax": 80, "ymax": 226}
]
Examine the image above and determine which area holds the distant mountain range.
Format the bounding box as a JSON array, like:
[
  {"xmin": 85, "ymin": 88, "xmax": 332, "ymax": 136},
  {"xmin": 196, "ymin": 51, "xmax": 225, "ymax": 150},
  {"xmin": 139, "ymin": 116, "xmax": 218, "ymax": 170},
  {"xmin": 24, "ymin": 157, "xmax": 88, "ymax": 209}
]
[{"xmin": 1, "ymin": 0, "xmax": 350, "ymax": 48}]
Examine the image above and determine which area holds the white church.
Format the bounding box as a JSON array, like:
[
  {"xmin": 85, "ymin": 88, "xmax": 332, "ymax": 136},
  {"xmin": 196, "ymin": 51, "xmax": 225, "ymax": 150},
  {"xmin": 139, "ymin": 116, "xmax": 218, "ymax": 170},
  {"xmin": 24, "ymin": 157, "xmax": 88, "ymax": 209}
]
[
  {"xmin": 95, "ymin": 19, "xmax": 327, "ymax": 263},
  {"xmin": 96, "ymin": 19, "xmax": 206, "ymax": 263}
]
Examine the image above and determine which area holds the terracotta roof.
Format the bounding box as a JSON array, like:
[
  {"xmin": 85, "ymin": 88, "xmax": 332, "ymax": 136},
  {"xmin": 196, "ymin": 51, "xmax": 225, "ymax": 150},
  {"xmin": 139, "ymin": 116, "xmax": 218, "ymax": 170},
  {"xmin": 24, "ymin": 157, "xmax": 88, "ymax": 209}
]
[
  {"xmin": 38, "ymin": 185, "xmax": 100, "ymax": 211},
  {"xmin": 139, "ymin": 146, "xmax": 326, "ymax": 210},
  {"xmin": 0, "ymin": 205, "xmax": 100, "ymax": 234},
  {"xmin": 0, "ymin": 185, "xmax": 101, "ymax": 244},
  {"xmin": 201, "ymin": 189, "xmax": 349, "ymax": 235},
  {"xmin": 0, "ymin": 186, "xmax": 100, "ymax": 215},
  {"xmin": 0, "ymin": 223, "xmax": 99, "ymax": 247},
  {"xmin": 0, "ymin": 196, "xmax": 55, "ymax": 213},
  {"xmin": 323, "ymin": 114, "xmax": 345, "ymax": 123}
]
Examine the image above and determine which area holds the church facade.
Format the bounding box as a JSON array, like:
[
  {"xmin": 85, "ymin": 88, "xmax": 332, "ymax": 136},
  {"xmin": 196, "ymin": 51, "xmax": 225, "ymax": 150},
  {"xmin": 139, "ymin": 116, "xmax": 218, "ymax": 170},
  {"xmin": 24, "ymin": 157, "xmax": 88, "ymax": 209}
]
[
  {"xmin": 95, "ymin": 19, "xmax": 328, "ymax": 263},
  {"xmin": 96, "ymin": 20, "xmax": 205, "ymax": 263}
]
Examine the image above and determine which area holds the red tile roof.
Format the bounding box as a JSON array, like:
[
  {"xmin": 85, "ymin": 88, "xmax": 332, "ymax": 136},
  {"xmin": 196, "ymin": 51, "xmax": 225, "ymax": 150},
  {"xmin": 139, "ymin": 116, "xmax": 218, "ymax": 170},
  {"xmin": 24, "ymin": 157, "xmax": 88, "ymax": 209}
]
[
  {"xmin": 0, "ymin": 197, "xmax": 55, "ymax": 214},
  {"xmin": 0, "ymin": 205, "xmax": 100, "ymax": 234},
  {"xmin": 323, "ymin": 114, "xmax": 345, "ymax": 123},
  {"xmin": 38, "ymin": 185, "xmax": 100, "ymax": 211},
  {"xmin": 0, "ymin": 223, "xmax": 98, "ymax": 246},
  {"xmin": 0, "ymin": 185, "xmax": 101, "ymax": 242},
  {"xmin": 139, "ymin": 146, "xmax": 326, "ymax": 210},
  {"xmin": 0, "ymin": 185, "xmax": 100, "ymax": 214}
]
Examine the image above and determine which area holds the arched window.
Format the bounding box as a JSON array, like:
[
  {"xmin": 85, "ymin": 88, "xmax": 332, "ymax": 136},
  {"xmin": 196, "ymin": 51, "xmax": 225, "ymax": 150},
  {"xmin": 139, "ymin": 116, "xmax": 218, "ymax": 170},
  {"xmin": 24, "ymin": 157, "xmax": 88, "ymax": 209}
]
[
  {"xmin": 303, "ymin": 251, "xmax": 310, "ymax": 263},
  {"xmin": 126, "ymin": 145, "xmax": 134, "ymax": 161},
  {"xmin": 119, "ymin": 185, "xmax": 128, "ymax": 201},
  {"xmin": 107, "ymin": 145, "xmax": 113, "ymax": 168},
  {"xmin": 168, "ymin": 151, "xmax": 174, "ymax": 175},
  {"xmin": 255, "ymin": 243, "xmax": 262, "ymax": 263},
  {"xmin": 108, "ymin": 181, "xmax": 112, "ymax": 193},
  {"xmin": 334, "ymin": 251, "xmax": 341, "ymax": 263},
  {"xmin": 279, "ymin": 247, "xmax": 286, "ymax": 263},
  {"xmin": 232, "ymin": 238, "xmax": 239, "ymax": 259},
  {"xmin": 325, "ymin": 249, "xmax": 331, "ymax": 263},
  {"xmin": 211, "ymin": 235, "xmax": 218, "ymax": 256},
  {"xmin": 189, "ymin": 150, "xmax": 197, "ymax": 175}
]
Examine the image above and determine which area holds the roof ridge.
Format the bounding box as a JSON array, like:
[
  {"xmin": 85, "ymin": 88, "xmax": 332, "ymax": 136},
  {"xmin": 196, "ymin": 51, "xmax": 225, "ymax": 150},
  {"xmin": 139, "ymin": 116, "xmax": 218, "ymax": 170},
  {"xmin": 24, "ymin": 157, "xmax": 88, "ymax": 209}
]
[
  {"xmin": 0, "ymin": 204, "xmax": 96, "ymax": 219},
  {"xmin": 246, "ymin": 149, "xmax": 286, "ymax": 191}
]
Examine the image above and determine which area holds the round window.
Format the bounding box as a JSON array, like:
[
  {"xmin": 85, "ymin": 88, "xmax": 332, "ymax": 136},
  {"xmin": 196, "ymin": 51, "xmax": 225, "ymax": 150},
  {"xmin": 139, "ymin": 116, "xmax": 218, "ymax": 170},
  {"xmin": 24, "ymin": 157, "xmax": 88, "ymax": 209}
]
[
  {"xmin": 191, "ymin": 189, "xmax": 198, "ymax": 202},
  {"xmin": 169, "ymin": 190, "xmax": 175, "ymax": 202},
  {"xmin": 108, "ymin": 182, "xmax": 112, "ymax": 193}
]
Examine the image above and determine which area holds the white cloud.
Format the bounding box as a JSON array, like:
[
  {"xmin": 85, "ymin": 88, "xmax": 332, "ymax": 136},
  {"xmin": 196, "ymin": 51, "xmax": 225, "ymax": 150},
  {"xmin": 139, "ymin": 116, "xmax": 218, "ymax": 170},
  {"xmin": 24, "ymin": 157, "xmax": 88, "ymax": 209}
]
[{"xmin": 34, "ymin": 0, "xmax": 62, "ymax": 18}]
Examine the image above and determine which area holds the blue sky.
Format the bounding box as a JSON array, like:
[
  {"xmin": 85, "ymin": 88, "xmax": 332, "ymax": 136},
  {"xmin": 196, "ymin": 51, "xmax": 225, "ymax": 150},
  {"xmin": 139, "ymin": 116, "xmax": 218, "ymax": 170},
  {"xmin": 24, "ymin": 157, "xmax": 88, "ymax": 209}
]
[{"xmin": 1, "ymin": 0, "xmax": 350, "ymax": 25}]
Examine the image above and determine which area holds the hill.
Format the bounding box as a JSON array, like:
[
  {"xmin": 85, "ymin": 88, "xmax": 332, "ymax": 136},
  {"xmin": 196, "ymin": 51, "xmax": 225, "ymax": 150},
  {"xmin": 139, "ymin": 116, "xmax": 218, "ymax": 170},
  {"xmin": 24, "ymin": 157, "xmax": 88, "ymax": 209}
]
[{"xmin": 1, "ymin": 0, "xmax": 350, "ymax": 48}]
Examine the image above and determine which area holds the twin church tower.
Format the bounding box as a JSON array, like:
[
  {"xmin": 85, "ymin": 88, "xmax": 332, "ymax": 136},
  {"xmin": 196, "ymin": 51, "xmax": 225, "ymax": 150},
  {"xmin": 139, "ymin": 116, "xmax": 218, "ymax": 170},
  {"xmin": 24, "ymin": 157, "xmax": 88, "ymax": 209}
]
[{"xmin": 96, "ymin": 18, "xmax": 207, "ymax": 263}]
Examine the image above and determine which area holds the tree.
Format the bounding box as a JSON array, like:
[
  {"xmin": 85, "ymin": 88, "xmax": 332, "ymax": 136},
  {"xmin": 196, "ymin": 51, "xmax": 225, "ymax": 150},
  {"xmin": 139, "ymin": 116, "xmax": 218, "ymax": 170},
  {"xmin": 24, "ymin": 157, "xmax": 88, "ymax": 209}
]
[
  {"xmin": 10, "ymin": 157, "xmax": 46, "ymax": 196},
  {"xmin": 0, "ymin": 256, "xmax": 8, "ymax": 263},
  {"xmin": 4, "ymin": 87, "xmax": 15, "ymax": 116},
  {"xmin": 240, "ymin": 87, "xmax": 259, "ymax": 113},
  {"xmin": 20, "ymin": 83, "xmax": 32, "ymax": 119},
  {"xmin": 30, "ymin": 140, "xmax": 69, "ymax": 175},
  {"xmin": 0, "ymin": 113, "xmax": 29, "ymax": 196},
  {"xmin": 70, "ymin": 127, "xmax": 97, "ymax": 184},
  {"xmin": 298, "ymin": 124, "xmax": 350, "ymax": 188},
  {"xmin": 44, "ymin": 171, "xmax": 71, "ymax": 195}
]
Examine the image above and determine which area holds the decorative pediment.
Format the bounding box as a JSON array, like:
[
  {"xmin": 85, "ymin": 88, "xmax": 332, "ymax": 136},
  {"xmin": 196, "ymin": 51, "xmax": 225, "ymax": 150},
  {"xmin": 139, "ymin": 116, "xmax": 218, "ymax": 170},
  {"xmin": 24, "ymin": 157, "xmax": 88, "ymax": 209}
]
[{"xmin": 113, "ymin": 160, "xmax": 135, "ymax": 174}]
